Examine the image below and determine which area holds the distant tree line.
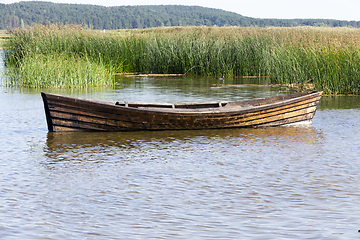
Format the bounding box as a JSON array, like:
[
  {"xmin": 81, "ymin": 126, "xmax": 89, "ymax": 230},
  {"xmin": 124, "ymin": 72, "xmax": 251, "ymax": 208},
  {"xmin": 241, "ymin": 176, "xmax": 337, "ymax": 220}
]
[{"xmin": 1, "ymin": 1, "xmax": 359, "ymax": 30}]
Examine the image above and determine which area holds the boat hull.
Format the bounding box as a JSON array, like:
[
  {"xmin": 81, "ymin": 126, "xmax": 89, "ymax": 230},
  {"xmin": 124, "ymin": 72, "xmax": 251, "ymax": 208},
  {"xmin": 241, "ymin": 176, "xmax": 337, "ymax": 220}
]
[{"xmin": 41, "ymin": 91, "xmax": 323, "ymax": 132}]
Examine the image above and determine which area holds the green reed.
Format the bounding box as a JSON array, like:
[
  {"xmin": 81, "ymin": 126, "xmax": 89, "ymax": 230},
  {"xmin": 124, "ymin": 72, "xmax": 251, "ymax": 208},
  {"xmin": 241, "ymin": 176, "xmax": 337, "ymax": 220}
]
[
  {"xmin": 5, "ymin": 53, "xmax": 114, "ymax": 88},
  {"xmin": 136, "ymin": 27, "xmax": 271, "ymax": 76},
  {"xmin": 267, "ymin": 27, "xmax": 360, "ymax": 95},
  {"xmin": 3, "ymin": 24, "xmax": 116, "ymax": 87},
  {"xmin": 4, "ymin": 25, "xmax": 270, "ymax": 77},
  {"xmin": 3, "ymin": 24, "xmax": 360, "ymax": 94}
]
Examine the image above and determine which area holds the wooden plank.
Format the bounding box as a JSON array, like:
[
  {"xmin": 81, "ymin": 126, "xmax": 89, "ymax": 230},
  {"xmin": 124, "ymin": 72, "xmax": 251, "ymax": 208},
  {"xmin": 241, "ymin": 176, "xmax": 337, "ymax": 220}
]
[
  {"xmin": 45, "ymin": 91, "xmax": 321, "ymax": 116},
  {"xmin": 48, "ymin": 97, "xmax": 318, "ymax": 130},
  {"xmin": 223, "ymin": 101, "xmax": 319, "ymax": 125},
  {"xmin": 52, "ymin": 118, "xmax": 129, "ymax": 131},
  {"xmin": 53, "ymin": 125, "xmax": 87, "ymax": 132},
  {"xmin": 41, "ymin": 91, "xmax": 322, "ymax": 132},
  {"xmin": 230, "ymin": 106, "xmax": 318, "ymax": 127}
]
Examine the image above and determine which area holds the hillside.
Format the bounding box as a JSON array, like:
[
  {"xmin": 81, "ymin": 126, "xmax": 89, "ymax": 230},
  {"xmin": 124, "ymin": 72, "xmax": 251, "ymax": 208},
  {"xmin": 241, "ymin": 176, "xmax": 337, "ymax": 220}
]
[{"xmin": 0, "ymin": 1, "xmax": 359, "ymax": 29}]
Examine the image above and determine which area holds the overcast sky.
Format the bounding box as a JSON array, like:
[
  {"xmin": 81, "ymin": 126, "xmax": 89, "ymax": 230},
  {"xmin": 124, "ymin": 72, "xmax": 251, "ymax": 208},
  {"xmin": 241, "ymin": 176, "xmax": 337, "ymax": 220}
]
[{"xmin": 2, "ymin": 0, "xmax": 360, "ymax": 21}]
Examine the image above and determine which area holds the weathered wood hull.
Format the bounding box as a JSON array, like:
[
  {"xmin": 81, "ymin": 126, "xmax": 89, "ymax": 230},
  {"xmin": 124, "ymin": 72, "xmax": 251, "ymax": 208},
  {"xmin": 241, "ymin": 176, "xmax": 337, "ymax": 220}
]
[{"xmin": 41, "ymin": 91, "xmax": 323, "ymax": 132}]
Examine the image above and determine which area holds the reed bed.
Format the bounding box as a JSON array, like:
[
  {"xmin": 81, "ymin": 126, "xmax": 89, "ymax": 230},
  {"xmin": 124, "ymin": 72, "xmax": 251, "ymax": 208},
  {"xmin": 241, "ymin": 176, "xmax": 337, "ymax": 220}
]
[
  {"xmin": 0, "ymin": 30, "xmax": 8, "ymax": 49},
  {"xmin": 5, "ymin": 53, "xmax": 114, "ymax": 88},
  {"xmin": 3, "ymin": 25, "xmax": 116, "ymax": 88},
  {"xmin": 267, "ymin": 27, "xmax": 360, "ymax": 95},
  {"xmin": 3, "ymin": 24, "xmax": 360, "ymax": 94}
]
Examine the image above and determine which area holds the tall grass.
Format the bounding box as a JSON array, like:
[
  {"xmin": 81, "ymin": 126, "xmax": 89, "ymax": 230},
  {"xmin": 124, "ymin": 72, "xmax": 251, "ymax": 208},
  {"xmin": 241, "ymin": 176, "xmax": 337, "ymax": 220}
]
[
  {"xmin": 3, "ymin": 24, "xmax": 116, "ymax": 88},
  {"xmin": 143, "ymin": 28, "xmax": 269, "ymax": 76},
  {"xmin": 3, "ymin": 24, "xmax": 360, "ymax": 94},
  {"xmin": 5, "ymin": 53, "xmax": 114, "ymax": 88},
  {"xmin": 0, "ymin": 30, "xmax": 8, "ymax": 49},
  {"xmin": 3, "ymin": 25, "xmax": 270, "ymax": 79},
  {"xmin": 267, "ymin": 27, "xmax": 360, "ymax": 95}
]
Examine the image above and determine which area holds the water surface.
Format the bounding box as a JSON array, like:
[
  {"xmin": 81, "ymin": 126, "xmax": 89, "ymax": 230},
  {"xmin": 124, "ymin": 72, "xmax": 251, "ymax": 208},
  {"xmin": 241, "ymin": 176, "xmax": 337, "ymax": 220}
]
[{"xmin": 1, "ymin": 51, "xmax": 360, "ymax": 239}]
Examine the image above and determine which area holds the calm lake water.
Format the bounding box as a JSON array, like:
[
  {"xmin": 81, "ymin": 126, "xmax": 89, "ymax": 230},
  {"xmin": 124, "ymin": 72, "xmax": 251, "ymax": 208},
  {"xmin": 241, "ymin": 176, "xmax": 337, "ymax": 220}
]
[{"xmin": 1, "ymin": 50, "xmax": 360, "ymax": 239}]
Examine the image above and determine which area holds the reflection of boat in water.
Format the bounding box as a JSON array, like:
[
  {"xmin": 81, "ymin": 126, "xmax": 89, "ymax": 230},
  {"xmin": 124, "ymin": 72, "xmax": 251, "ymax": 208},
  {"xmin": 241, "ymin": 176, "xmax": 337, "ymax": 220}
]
[
  {"xmin": 41, "ymin": 91, "xmax": 322, "ymax": 132},
  {"xmin": 45, "ymin": 126, "xmax": 318, "ymax": 152},
  {"xmin": 43, "ymin": 127, "xmax": 320, "ymax": 164}
]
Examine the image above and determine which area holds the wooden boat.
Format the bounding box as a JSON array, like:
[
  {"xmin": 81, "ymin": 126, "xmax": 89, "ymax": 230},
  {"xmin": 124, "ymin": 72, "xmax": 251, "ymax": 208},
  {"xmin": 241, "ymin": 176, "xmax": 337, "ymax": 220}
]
[{"xmin": 41, "ymin": 91, "xmax": 323, "ymax": 132}]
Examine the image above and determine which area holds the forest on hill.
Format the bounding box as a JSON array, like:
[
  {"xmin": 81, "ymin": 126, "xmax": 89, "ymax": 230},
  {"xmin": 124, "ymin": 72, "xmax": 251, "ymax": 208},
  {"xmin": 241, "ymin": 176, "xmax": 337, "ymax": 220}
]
[{"xmin": 1, "ymin": 1, "xmax": 360, "ymax": 30}]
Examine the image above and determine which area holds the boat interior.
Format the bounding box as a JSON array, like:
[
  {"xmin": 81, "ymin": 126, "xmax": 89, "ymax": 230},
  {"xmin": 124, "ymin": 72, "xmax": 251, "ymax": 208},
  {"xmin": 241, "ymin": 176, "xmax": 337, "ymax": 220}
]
[{"xmin": 115, "ymin": 101, "xmax": 229, "ymax": 109}]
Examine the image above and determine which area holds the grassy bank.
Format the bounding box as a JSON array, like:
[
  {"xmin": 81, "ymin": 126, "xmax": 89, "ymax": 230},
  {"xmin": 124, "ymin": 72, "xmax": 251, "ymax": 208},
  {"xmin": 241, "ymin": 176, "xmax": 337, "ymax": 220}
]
[{"xmin": 3, "ymin": 24, "xmax": 360, "ymax": 94}]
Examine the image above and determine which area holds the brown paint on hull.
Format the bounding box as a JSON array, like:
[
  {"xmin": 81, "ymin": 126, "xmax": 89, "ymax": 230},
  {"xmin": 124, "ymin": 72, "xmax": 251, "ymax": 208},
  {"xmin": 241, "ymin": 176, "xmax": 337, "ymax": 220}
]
[{"xmin": 41, "ymin": 91, "xmax": 323, "ymax": 132}]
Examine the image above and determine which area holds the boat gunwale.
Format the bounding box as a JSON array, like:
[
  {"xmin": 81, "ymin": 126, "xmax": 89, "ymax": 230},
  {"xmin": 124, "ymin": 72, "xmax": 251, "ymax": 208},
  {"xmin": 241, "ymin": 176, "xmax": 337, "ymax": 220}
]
[{"xmin": 41, "ymin": 91, "xmax": 323, "ymax": 116}]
